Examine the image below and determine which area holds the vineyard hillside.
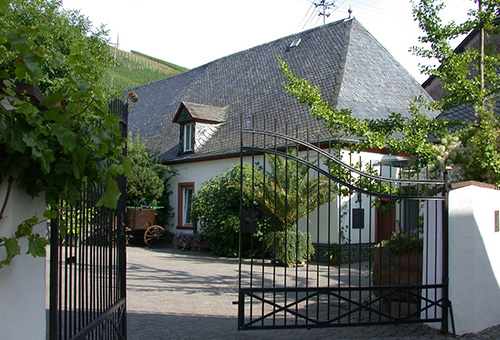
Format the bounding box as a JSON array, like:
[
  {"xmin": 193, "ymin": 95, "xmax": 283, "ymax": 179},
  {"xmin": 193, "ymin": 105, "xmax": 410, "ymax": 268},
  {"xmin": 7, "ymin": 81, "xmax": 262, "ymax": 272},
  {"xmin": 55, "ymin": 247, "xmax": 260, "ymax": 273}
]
[{"xmin": 105, "ymin": 49, "xmax": 188, "ymax": 91}]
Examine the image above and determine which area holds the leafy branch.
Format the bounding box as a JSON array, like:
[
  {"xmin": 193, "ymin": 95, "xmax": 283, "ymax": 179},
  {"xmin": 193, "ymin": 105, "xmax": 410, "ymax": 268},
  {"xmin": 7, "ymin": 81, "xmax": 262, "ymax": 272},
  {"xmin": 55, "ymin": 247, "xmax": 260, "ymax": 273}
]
[
  {"xmin": 0, "ymin": 0, "xmax": 129, "ymax": 267},
  {"xmin": 279, "ymin": 0, "xmax": 500, "ymax": 187}
]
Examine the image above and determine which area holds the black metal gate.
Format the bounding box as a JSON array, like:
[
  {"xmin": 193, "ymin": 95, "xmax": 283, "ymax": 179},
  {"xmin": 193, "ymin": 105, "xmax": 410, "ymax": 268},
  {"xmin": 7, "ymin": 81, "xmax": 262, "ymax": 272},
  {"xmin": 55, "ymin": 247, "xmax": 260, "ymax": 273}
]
[
  {"xmin": 238, "ymin": 122, "xmax": 451, "ymax": 332},
  {"xmin": 49, "ymin": 99, "xmax": 128, "ymax": 340}
]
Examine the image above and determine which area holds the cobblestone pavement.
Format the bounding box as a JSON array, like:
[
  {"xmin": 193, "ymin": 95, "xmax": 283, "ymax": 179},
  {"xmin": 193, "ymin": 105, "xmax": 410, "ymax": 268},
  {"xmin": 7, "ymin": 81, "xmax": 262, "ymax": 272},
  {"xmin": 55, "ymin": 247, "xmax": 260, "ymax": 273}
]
[{"xmin": 127, "ymin": 246, "xmax": 500, "ymax": 340}]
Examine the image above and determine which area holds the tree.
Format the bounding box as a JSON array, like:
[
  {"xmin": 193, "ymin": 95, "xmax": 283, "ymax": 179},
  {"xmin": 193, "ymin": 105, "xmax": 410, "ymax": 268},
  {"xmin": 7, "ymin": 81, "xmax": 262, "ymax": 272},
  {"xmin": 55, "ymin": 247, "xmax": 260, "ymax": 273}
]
[
  {"xmin": 412, "ymin": 0, "xmax": 500, "ymax": 184},
  {"xmin": 126, "ymin": 134, "xmax": 174, "ymax": 207},
  {"xmin": 0, "ymin": 0, "xmax": 128, "ymax": 267},
  {"xmin": 192, "ymin": 151, "xmax": 328, "ymax": 262},
  {"xmin": 0, "ymin": 0, "xmax": 113, "ymax": 96},
  {"xmin": 126, "ymin": 134, "xmax": 175, "ymax": 226},
  {"xmin": 279, "ymin": 0, "xmax": 500, "ymax": 186}
]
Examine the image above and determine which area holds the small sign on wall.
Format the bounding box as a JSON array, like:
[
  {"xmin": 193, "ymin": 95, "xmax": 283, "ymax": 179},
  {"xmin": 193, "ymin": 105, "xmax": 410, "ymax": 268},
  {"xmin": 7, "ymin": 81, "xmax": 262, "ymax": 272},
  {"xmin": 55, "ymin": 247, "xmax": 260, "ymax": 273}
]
[
  {"xmin": 352, "ymin": 208, "xmax": 364, "ymax": 229},
  {"xmin": 495, "ymin": 210, "xmax": 499, "ymax": 233}
]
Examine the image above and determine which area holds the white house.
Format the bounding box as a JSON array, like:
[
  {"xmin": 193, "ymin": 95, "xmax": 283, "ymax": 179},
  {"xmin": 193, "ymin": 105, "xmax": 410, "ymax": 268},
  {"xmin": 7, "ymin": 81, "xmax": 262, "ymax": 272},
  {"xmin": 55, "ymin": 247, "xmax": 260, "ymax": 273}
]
[{"xmin": 126, "ymin": 17, "xmax": 436, "ymax": 243}]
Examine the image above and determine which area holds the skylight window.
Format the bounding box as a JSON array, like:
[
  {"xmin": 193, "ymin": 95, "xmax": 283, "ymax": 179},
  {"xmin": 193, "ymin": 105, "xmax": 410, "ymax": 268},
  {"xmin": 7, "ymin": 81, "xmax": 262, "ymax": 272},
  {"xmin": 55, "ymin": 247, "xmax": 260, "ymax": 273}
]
[{"xmin": 289, "ymin": 38, "xmax": 301, "ymax": 48}]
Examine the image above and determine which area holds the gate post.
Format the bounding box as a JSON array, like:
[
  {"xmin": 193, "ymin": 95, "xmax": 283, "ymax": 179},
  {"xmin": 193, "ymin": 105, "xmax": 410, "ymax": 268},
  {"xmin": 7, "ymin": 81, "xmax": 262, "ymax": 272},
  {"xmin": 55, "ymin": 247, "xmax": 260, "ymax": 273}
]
[
  {"xmin": 115, "ymin": 98, "xmax": 128, "ymax": 339},
  {"xmin": 440, "ymin": 169, "xmax": 451, "ymax": 334}
]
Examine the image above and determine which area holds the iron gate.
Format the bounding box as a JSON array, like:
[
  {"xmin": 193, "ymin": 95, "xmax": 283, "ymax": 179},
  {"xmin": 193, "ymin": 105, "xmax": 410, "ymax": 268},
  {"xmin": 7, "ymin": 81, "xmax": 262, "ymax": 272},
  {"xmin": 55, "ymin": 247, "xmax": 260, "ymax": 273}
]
[
  {"xmin": 49, "ymin": 99, "xmax": 128, "ymax": 340},
  {"xmin": 238, "ymin": 122, "xmax": 451, "ymax": 332}
]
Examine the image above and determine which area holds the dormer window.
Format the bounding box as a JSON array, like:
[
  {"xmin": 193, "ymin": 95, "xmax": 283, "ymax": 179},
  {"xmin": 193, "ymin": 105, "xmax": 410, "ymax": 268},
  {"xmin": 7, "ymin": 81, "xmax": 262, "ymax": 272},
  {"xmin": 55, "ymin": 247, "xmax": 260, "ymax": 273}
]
[
  {"xmin": 183, "ymin": 122, "xmax": 194, "ymax": 152},
  {"xmin": 172, "ymin": 102, "xmax": 227, "ymax": 155}
]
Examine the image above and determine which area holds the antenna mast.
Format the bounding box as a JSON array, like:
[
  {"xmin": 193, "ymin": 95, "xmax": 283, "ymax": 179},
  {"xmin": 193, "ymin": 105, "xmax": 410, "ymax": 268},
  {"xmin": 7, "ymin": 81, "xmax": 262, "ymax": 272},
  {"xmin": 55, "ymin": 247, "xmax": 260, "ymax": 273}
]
[{"xmin": 312, "ymin": 0, "xmax": 336, "ymax": 25}]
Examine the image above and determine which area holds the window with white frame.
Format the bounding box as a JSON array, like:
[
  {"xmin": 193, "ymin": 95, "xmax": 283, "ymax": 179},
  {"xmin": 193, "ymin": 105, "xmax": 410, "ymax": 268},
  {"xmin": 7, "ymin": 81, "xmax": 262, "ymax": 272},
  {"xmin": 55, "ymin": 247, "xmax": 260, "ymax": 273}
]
[
  {"xmin": 178, "ymin": 182, "xmax": 194, "ymax": 229},
  {"xmin": 183, "ymin": 186, "xmax": 193, "ymax": 225},
  {"xmin": 183, "ymin": 123, "xmax": 194, "ymax": 152}
]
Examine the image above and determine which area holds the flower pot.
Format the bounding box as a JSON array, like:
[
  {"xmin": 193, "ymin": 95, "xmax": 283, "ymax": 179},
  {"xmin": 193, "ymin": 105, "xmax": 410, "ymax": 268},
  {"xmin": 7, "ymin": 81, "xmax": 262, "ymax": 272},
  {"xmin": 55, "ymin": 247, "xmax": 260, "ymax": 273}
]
[
  {"xmin": 330, "ymin": 257, "xmax": 340, "ymax": 266},
  {"xmin": 191, "ymin": 239, "xmax": 211, "ymax": 252}
]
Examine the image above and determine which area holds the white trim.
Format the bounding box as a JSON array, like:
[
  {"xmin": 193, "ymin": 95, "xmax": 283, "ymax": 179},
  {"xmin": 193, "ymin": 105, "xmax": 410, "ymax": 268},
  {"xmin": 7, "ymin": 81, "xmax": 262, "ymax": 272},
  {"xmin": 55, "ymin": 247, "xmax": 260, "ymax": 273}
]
[{"xmin": 183, "ymin": 123, "xmax": 194, "ymax": 152}]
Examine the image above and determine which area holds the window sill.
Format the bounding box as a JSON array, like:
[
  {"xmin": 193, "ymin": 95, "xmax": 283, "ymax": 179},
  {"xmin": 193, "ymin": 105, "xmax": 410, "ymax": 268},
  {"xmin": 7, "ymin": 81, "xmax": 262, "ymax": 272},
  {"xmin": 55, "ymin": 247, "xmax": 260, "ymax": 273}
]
[{"xmin": 177, "ymin": 225, "xmax": 194, "ymax": 230}]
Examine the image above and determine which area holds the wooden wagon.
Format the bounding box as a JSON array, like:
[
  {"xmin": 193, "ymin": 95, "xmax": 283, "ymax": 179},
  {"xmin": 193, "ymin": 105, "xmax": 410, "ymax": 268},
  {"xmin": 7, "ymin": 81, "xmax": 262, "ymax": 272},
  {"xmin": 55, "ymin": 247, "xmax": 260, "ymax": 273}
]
[{"xmin": 126, "ymin": 207, "xmax": 166, "ymax": 247}]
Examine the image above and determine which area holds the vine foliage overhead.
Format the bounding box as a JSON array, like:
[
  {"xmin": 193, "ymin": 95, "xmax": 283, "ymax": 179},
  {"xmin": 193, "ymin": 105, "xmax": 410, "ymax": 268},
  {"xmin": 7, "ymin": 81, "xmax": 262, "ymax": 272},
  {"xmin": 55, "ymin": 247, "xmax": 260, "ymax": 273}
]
[{"xmin": 0, "ymin": 0, "xmax": 130, "ymax": 267}]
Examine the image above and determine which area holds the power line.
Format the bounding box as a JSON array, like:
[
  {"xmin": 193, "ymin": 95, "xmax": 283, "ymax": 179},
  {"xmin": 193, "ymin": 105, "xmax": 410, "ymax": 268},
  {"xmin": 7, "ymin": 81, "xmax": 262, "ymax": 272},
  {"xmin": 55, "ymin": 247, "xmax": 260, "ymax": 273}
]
[
  {"xmin": 310, "ymin": 0, "xmax": 337, "ymax": 25},
  {"xmin": 298, "ymin": 2, "xmax": 315, "ymax": 29}
]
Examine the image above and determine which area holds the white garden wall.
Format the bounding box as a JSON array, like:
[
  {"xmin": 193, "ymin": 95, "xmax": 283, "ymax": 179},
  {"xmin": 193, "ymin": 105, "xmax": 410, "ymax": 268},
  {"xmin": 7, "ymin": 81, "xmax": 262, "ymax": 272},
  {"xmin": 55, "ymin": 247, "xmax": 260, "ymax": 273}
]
[
  {"xmin": 447, "ymin": 183, "xmax": 500, "ymax": 334},
  {"xmin": 0, "ymin": 181, "xmax": 46, "ymax": 340},
  {"xmin": 422, "ymin": 182, "xmax": 500, "ymax": 334}
]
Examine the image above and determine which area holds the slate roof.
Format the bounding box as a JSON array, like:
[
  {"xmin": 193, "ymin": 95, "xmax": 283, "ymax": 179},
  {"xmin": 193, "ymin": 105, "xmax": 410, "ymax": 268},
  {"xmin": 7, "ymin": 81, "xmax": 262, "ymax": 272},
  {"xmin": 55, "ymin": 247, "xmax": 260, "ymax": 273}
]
[
  {"xmin": 437, "ymin": 105, "xmax": 477, "ymax": 123},
  {"xmin": 126, "ymin": 18, "xmax": 436, "ymax": 164},
  {"xmin": 172, "ymin": 102, "xmax": 227, "ymax": 124},
  {"xmin": 437, "ymin": 102, "xmax": 500, "ymax": 124}
]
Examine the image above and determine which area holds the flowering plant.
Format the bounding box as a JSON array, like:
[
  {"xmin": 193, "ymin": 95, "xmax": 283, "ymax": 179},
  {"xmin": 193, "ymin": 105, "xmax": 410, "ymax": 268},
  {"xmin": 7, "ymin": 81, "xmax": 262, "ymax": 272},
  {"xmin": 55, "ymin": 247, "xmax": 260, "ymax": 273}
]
[
  {"xmin": 175, "ymin": 232, "xmax": 193, "ymax": 250},
  {"xmin": 374, "ymin": 231, "xmax": 422, "ymax": 254}
]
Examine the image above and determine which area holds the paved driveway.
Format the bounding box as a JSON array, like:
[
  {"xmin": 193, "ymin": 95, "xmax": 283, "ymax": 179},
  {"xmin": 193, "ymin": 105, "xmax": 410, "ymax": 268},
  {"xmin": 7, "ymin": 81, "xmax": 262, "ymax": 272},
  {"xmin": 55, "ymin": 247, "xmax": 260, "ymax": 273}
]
[{"xmin": 126, "ymin": 246, "xmax": 498, "ymax": 340}]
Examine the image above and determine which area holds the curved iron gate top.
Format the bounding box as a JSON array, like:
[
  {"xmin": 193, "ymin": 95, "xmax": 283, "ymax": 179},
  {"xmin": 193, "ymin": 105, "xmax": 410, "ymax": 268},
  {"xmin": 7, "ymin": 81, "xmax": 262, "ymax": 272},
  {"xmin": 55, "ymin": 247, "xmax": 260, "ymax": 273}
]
[
  {"xmin": 49, "ymin": 99, "xmax": 128, "ymax": 340},
  {"xmin": 238, "ymin": 121, "xmax": 452, "ymax": 333}
]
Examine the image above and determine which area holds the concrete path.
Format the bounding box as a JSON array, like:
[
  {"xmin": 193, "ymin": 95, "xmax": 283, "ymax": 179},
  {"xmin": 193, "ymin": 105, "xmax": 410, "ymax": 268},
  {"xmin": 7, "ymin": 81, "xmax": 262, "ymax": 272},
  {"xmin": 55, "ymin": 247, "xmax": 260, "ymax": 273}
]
[{"xmin": 126, "ymin": 246, "xmax": 500, "ymax": 340}]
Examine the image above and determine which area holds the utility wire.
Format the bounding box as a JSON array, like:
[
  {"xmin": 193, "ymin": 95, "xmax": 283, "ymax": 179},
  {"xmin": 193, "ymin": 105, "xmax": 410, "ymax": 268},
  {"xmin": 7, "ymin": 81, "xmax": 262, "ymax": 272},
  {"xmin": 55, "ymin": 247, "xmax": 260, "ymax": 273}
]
[{"xmin": 299, "ymin": 2, "xmax": 315, "ymax": 29}]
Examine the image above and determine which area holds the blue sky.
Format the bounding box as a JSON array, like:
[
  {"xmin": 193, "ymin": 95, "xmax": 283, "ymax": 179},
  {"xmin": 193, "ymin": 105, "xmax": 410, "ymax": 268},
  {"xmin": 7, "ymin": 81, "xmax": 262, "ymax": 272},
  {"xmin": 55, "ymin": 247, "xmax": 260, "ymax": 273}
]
[{"xmin": 62, "ymin": 0, "xmax": 474, "ymax": 83}]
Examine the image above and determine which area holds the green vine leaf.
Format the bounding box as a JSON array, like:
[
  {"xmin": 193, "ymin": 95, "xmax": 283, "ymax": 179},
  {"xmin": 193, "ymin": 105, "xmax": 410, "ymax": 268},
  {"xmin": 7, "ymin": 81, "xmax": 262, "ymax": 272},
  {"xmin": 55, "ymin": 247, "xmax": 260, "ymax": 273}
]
[
  {"xmin": 0, "ymin": 238, "xmax": 21, "ymax": 268},
  {"xmin": 40, "ymin": 93, "xmax": 65, "ymax": 107},
  {"xmin": 96, "ymin": 178, "xmax": 120, "ymax": 209},
  {"xmin": 27, "ymin": 234, "xmax": 49, "ymax": 258},
  {"xmin": 0, "ymin": 0, "xmax": 127, "ymax": 266}
]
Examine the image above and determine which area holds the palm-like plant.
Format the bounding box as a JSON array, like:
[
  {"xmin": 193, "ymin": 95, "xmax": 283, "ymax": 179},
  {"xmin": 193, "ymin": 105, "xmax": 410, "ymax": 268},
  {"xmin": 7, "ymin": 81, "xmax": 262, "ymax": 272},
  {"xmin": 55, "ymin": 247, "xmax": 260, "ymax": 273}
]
[{"xmin": 246, "ymin": 148, "xmax": 334, "ymax": 227}]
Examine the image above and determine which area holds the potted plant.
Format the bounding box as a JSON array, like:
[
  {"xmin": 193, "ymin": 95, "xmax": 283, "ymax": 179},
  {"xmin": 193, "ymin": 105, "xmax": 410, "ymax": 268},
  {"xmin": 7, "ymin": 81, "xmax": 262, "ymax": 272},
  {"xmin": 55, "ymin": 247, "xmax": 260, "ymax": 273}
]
[
  {"xmin": 173, "ymin": 232, "xmax": 193, "ymax": 250},
  {"xmin": 372, "ymin": 231, "xmax": 423, "ymax": 315},
  {"xmin": 191, "ymin": 233, "xmax": 211, "ymax": 252},
  {"xmin": 325, "ymin": 244, "xmax": 342, "ymax": 266}
]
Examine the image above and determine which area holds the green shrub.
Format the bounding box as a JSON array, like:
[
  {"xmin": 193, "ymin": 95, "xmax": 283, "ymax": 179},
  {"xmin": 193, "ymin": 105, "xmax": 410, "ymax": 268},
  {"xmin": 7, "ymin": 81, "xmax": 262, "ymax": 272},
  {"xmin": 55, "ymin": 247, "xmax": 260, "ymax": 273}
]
[
  {"xmin": 374, "ymin": 231, "xmax": 423, "ymax": 255},
  {"xmin": 264, "ymin": 227, "xmax": 315, "ymax": 267},
  {"xmin": 191, "ymin": 164, "xmax": 265, "ymax": 257},
  {"xmin": 126, "ymin": 134, "xmax": 175, "ymax": 226}
]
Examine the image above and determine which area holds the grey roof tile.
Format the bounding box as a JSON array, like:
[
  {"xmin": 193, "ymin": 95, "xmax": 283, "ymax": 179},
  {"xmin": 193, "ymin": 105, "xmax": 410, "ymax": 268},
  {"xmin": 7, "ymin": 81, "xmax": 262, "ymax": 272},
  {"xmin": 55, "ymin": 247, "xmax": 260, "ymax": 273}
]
[{"xmin": 126, "ymin": 18, "xmax": 435, "ymax": 163}]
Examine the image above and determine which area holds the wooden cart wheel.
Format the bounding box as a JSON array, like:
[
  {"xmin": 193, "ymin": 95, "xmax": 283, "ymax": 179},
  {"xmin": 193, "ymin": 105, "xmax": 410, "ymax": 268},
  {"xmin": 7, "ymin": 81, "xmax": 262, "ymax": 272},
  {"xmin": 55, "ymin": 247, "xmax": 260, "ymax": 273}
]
[{"xmin": 143, "ymin": 225, "xmax": 166, "ymax": 247}]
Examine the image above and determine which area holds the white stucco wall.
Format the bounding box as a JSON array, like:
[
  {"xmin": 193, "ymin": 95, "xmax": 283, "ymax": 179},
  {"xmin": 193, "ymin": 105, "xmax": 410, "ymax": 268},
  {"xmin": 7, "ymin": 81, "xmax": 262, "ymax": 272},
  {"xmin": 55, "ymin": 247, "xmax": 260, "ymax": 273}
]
[
  {"xmin": 169, "ymin": 157, "xmax": 240, "ymax": 233},
  {"xmin": 0, "ymin": 182, "xmax": 46, "ymax": 340},
  {"xmin": 447, "ymin": 184, "xmax": 500, "ymax": 334},
  {"xmin": 168, "ymin": 150, "xmax": 406, "ymax": 244},
  {"xmin": 422, "ymin": 183, "xmax": 500, "ymax": 334}
]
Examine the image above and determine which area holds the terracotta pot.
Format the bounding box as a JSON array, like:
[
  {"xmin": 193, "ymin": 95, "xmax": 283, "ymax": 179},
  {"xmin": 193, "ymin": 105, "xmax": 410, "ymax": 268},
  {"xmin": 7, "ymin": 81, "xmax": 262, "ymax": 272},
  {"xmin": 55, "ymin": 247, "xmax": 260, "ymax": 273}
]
[{"xmin": 191, "ymin": 239, "xmax": 211, "ymax": 252}]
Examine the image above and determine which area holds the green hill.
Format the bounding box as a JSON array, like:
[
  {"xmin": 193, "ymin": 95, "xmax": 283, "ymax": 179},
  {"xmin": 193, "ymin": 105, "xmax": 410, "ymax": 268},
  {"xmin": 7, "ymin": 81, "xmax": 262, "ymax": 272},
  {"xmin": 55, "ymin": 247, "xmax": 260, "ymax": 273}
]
[{"xmin": 105, "ymin": 49, "xmax": 188, "ymax": 91}]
